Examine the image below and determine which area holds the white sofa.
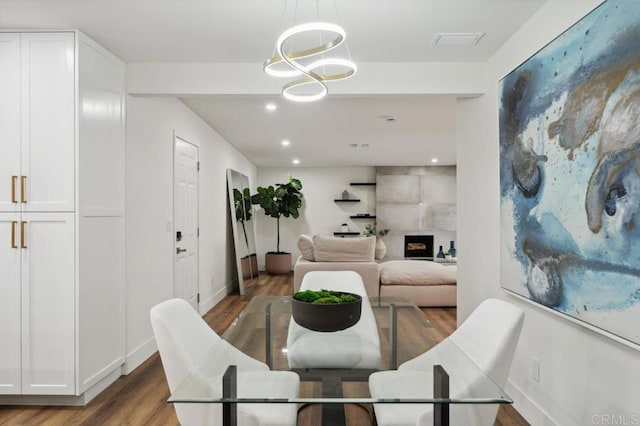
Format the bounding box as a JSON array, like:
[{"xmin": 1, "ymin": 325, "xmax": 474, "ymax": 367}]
[
  {"xmin": 378, "ymin": 260, "xmax": 457, "ymax": 307},
  {"xmin": 293, "ymin": 234, "xmax": 380, "ymax": 297},
  {"xmin": 294, "ymin": 235, "xmax": 457, "ymax": 306}
]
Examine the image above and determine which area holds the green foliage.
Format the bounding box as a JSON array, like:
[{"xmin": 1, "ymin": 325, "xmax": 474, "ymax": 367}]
[
  {"xmin": 251, "ymin": 175, "xmax": 304, "ymax": 253},
  {"xmin": 293, "ymin": 289, "xmax": 358, "ymax": 304},
  {"xmin": 363, "ymin": 222, "xmax": 389, "ymax": 237},
  {"xmin": 233, "ymin": 187, "xmax": 253, "ymax": 252},
  {"xmin": 233, "ymin": 187, "xmax": 252, "ymax": 223}
]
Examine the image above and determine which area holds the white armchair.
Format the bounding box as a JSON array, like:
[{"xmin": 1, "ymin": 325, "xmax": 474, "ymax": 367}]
[
  {"xmin": 369, "ymin": 298, "xmax": 524, "ymax": 426},
  {"xmin": 150, "ymin": 298, "xmax": 300, "ymax": 426}
]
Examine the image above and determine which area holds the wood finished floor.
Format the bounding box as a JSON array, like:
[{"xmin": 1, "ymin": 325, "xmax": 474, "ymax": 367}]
[{"xmin": 0, "ymin": 273, "xmax": 529, "ymax": 425}]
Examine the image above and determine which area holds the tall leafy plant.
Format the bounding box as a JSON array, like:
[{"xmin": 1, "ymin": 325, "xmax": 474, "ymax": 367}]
[{"xmin": 251, "ymin": 176, "xmax": 304, "ymax": 253}]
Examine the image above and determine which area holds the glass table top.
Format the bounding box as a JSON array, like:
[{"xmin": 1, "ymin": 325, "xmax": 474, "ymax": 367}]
[{"xmin": 169, "ymin": 296, "xmax": 512, "ymax": 405}]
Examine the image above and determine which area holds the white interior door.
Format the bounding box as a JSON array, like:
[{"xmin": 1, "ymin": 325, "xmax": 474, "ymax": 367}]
[{"xmin": 174, "ymin": 136, "xmax": 199, "ymax": 309}]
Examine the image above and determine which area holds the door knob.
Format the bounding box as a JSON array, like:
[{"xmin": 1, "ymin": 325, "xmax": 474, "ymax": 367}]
[{"xmin": 176, "ymin": 247, "xmax": 187, "ymax": 254}]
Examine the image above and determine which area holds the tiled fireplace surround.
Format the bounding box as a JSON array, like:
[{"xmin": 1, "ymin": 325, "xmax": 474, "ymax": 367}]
[{"xmin": 376, "ymin": 166, "xmax": 457, "ymax": 259}]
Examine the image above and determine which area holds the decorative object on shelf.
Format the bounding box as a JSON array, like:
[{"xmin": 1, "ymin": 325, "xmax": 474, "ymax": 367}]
[
  {"xmin": 251, "ymin": 175, "xmax": 304, "ymax": 274},
  {"xmin": 436, "ymin": 245, "xmax": 446, "ymax": 259},
  {"xmin": 263, "ymin": 2, "xmax": 357, "ymax": 103},
  {"xmin": 342, "ymin": 190, "xmax": 349, "ymax": 200},
  {"xmin": 341, "ymin": 223, "xmax": 349, "ymax": 232},
  {"xmin": 449, "ymin": 240, "xmax": 457, "ymax": 258},
  {"xmin": 291, "ymin": 289, "xmax": 362, "ymax": 331},
  {"xmin": 363, "ymin": 223, "xmax": 389, "ymax": 259}
]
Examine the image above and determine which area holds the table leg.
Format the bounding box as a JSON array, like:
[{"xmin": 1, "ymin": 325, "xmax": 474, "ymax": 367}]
[
  {"xmin": 433, "ymin": 365, "xmax": 450, "ymax": 426},
  {"xmin": 265, "ymin": 303, "xmax": 273, "ymax": 369},
  {"xmin": 321, "ymin": 374, "xmax": 346, "ymax": 426},
  {"xmin": 223, "ymin": 365, "xmax": 237, "ymax": 426},
  {"xmin": 389, "ymin": 303, "xmax": 397, "ymax": 370}
]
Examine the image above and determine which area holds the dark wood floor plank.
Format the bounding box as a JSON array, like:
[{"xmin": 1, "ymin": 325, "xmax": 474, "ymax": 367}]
[{"xmin": 0, "ymin": 272, "xmax": 529, "ymax": 425}]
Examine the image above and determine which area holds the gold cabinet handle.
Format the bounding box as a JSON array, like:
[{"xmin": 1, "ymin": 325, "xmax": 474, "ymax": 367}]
[
  {"xmin": 11, "ymin": 221, "xmax": 18, "ymax": 249},
  {"xmin": 11, "ymin": 176, "xmax": 18, "ymax": 203},
  {"xmin": 20, "ymin": 176, "xmax": 27, "ymax": 203},
  {"xmin": 20, "ymin": 221, "xmax": 26, "ymax": 249}
]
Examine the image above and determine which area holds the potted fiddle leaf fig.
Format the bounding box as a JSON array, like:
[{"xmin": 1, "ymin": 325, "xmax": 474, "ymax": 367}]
[{"xmin": 251, "ymin": 175, "xmax": 304, "ymax": 274}]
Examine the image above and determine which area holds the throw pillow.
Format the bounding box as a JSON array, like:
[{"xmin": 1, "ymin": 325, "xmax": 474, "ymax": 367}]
[
  {"xmin": 312, "ymin": 234, "xmax": 375, "ymax": 262},
  {"xmin": 297, "ymin": 234, "xmax": 315, "ymax": 261}
]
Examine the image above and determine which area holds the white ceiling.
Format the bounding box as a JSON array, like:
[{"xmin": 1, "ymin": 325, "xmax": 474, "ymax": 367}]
[{"xmin": 0, "ymin": 0, "xmax": 547, "ymax": 167}]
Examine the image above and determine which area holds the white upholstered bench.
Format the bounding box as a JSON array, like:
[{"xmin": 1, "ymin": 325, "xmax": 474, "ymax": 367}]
[{"xmin": 286, "ymin": 270, "xmax": 382, "ymax": 369}]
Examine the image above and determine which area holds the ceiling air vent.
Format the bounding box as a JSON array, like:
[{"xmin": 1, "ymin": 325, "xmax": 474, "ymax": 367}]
[{"xmin": 432, "ymin": 32, "xmax": 485, "ymax": 46}]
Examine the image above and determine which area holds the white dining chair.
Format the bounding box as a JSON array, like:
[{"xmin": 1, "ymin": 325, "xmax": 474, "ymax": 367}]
[
  {"xmin": 150, "ymin": 298, "xmax": 299, "ymax": 426},
  {"xmin": 369, "ymin": 298, "xmax": 524, "ymax": 426}
]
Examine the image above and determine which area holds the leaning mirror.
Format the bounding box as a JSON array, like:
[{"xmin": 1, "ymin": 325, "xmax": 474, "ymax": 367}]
[{"xmin": 227, "ymin": 169, "xmax": 259, "ymax": 295}]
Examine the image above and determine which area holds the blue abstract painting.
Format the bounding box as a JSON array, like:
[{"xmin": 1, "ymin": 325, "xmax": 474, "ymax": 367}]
[{"xmin": 499, "ymin": 0, "xmax": 640, "ymax": 347}]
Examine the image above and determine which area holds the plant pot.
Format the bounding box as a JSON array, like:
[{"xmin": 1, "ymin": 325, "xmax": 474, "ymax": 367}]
[
  {"xmin": 240, "ymin": 253, "xmax": 259, "ymax": 279},
  {"xmin": 265, "ymin": 252, "xmax": 292, "ymax": 275},
  {"xmin": 291, "ymin": 293, "xmax": 362, "ymax": 332},
  {"xmin": 375, "ymin": 237, "xmax": 387, "ymax": 260}
]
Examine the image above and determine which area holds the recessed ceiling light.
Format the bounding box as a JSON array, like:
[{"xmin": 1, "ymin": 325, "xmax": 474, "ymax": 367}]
[
  {"xmin": 432, "ymin": 33, "xmax": 485, "ymax": 46},
  {"xmin": 281, "ymin": 139, "xmax": 290, "ymax": 146},
  {"xmin": 266, "ymin": 103, "xmax": 277, "ymax": 111},
  {"xmin": 292, "ymin": 159, "xmax": 300, "ymax": 165},
  {"xmin": 431, "ymin": 158, "xmax": 439, "ymax": 163}
]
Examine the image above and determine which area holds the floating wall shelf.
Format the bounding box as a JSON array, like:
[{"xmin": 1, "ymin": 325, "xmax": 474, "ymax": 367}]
[
  {"xmin": 333, "ymin": 232, "xmax": 361, "ymax": 237},
  {"xmin": 350, "ymin": 215, "xmax": 376, "ymax": 219},
  {"xmin": 349, "ymin": 182, "xmax": 376, "ymax": 186},
  {"xmin": 334, "ymin": 199, "xmax": 360, "ymax": 203}
]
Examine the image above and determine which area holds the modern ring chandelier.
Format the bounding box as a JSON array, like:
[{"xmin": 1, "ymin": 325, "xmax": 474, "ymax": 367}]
[{"xmin": 263, "ymin": 12, "xmax": 357, "ymax": 102}]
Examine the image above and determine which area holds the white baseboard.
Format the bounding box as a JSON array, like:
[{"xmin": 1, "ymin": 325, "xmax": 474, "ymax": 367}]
[
  {"xmin": 0, "ymin": 369, "xmax": 121, "ymax": 406},
  {"xmin": 199, "ymin": 286, "xmax": 227, "ymax": 315},
  {"xmin": 505, "ymin": 378, "xmax": 558, "ymax": 425},
  {"xmin": 122, "ymin": 336, "xmax": 157, "ymax": 375}
]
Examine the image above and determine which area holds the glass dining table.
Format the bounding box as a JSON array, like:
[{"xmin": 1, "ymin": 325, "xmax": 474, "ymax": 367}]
[{"xmin": 169, "ymin": 296, "xmax": 512, "ymax": 426}]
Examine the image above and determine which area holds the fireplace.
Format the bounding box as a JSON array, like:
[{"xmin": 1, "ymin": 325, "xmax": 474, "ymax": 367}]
[{"xmin": 404, "ymin": 235, "xmax": 434, "ymax": 258}]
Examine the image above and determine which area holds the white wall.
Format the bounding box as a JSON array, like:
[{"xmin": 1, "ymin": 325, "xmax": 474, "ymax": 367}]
[
  {"xmin": 457, "ymin": 1, "xmax": 640, "ymax": 424},
  {"xmin": 124, "ymin": 96, "xmax": 256, "ymax": 372},
  {"xmin": 255, "ymin": 167, "xmax": 376, "ymax": 270}
]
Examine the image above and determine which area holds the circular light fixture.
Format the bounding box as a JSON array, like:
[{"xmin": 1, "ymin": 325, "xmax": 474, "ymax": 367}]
[
  {"xmin": 292, "ymin": 159, "xmax": 300, "ymax": 165},
  {"xmin": 265, "ymin": 103, "xmax": 277, "ymax": 111},
  {"xmin": 264, "ymin": 22, "xmax": 357, "ymax": 102},
  {"xmin": 281, "ymin": 139, "xmax": 290, "ymax": 146},
  {"xmin": 431, "ymin": 158, "xmax": 439, "ymax": 163}
]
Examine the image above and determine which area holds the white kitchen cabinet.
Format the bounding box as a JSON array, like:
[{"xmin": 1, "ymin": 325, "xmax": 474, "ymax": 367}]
[
  {"xmin": 0, "ymin": 31, "xmax": 125, "ymax": 402},
  {"xmin": 0, "ymin": 33, "xmax": 75, "ymax": 213},
  {"xmin": 0, "ymin": 213, "xmax": 74, "ymax": 395}
]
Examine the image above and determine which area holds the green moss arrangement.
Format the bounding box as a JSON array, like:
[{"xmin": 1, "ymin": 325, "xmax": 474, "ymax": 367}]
[{"xmin": 293, "ymin": 289, "xmax": 358, "ymax": 304}]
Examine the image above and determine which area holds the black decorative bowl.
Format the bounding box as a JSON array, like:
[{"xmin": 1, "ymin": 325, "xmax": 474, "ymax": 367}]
[{"xmin": 291, "ymin": 292, "xmax": 362, "ymax": 332}]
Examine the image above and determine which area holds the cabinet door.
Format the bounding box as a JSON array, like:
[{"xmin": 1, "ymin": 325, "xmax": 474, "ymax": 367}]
[
  {"xmin": 0, "ymin": 214, "xmax": 22, "ymax": 394},
  {"xmin": 21, "ymin": 33, "xmax": 75, "ymax": 213},
  {"xmin": 21, "ymin": 213, "xmax": 75, "ymax": 395},
  {"xmin": 0, "ymin": 34, "xmax": 21, "ymax": 212}
]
